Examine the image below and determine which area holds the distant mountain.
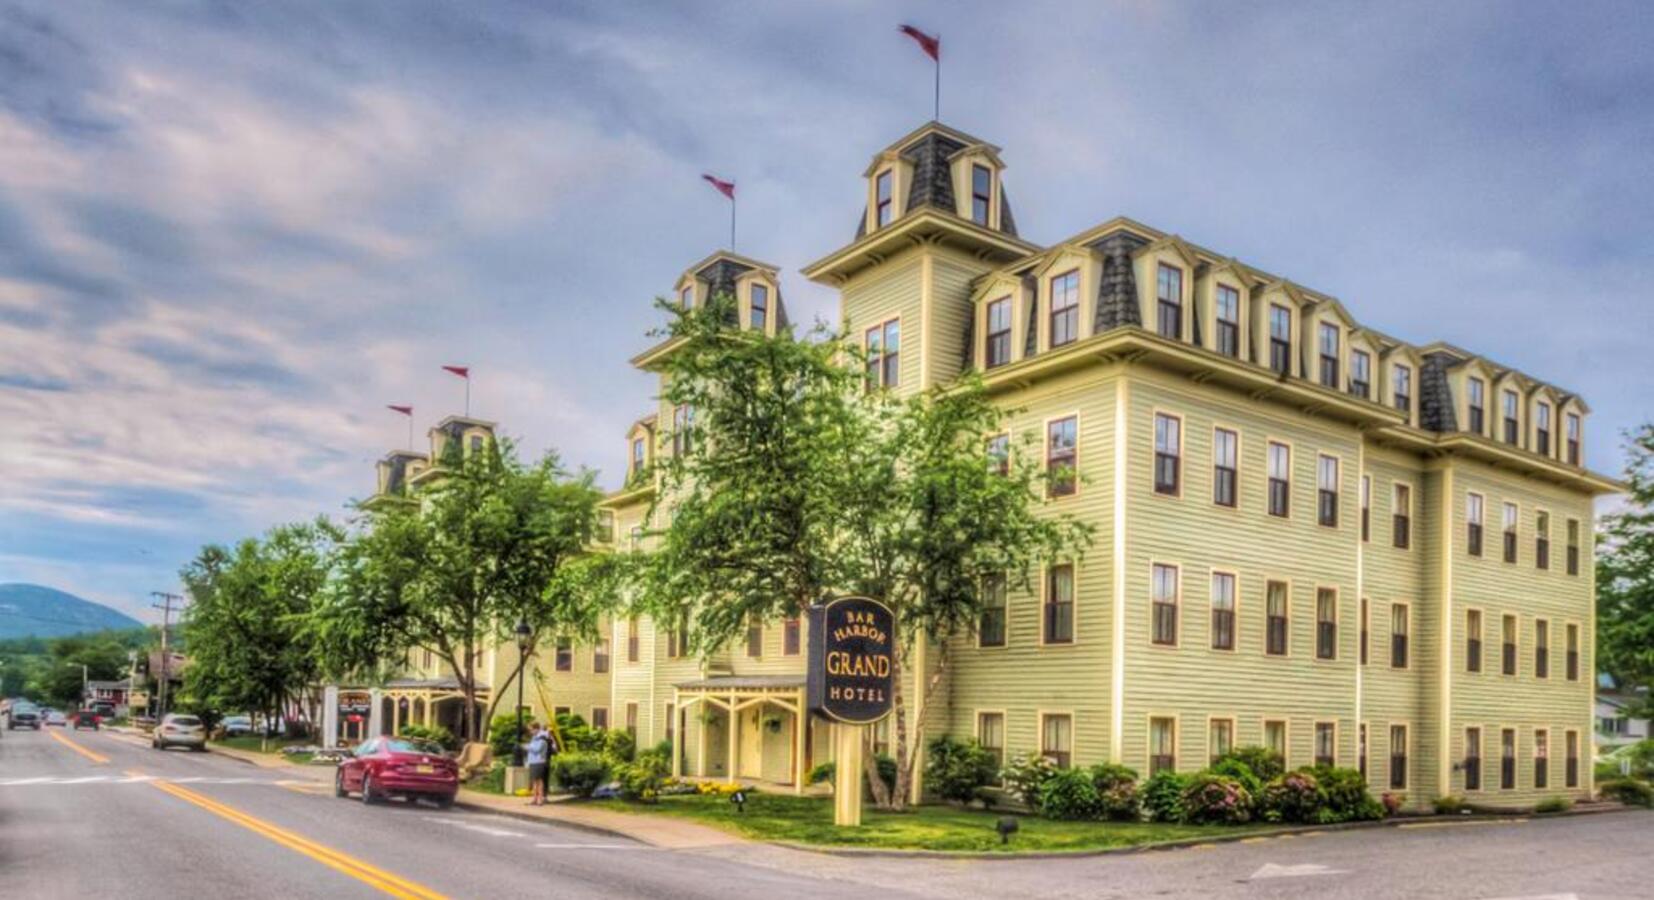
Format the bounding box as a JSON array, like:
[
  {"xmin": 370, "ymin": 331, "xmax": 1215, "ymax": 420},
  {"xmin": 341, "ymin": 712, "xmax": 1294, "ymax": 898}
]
[{"xmin": 0, "ymin": 583, "xmax": 144, "ymax": 639}]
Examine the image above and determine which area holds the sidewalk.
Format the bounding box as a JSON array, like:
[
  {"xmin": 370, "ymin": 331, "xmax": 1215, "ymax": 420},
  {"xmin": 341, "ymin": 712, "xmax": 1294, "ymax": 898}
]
[{"xmin": 454, "ymin": 789, "xmax": 744, "ymax": 849}]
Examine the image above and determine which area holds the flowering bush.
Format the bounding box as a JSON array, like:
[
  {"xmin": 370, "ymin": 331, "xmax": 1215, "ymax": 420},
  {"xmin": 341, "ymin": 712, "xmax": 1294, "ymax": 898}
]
[
  {"xmin": 1000, "ymin": 753, "xmax": 1058, "ymax": 807},
  {"xmin": 1037, "ymin": 768, "xmax": 1103, "ymax": 820},
  {"xmin": 1307, "ymin": 766, "xmax": 1384, "ymax": 822},
  {"xmin": 1142, "ymin": 770, "xmax": 1192, "ymax": 822},
  {"xmin": 1216, "ymin": 746, "xmax": 1285, "ymax": 782},
  {"xmin": 1089, "ymin": 763, "xmax": 1141, "ymax": 821},
  {"xmin": 1181, "ymin": 774, "xmax": 1253, "ymax": 825},
  {"xmin": 1207, "ymin": 757, "xmax": 1264, "ymax": 797},
  {"xmin": 1258, "ymin": 771, "xmax": 1325, "ymax": 824},
  {"xmin": 1381, "ymin": 791, "xmax": 1406, "ymax": 815}
]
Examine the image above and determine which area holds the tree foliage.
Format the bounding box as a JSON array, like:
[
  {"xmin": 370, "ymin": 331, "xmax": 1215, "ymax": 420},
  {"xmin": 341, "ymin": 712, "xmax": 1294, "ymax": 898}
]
[
  {"xmin": 308, "ymin": 437, "xmax": 608, "ymax": 741},
  {"xmin": 180, "ymin": 520, "xmax": 339, "ymax": 742},
  {"xmin": 1599, "ymin": 423, "xmax": 1654, "ymax": 717},
  {"xmin": 638, "ymin": 293, "xmax": 1092, "ymax": 809}
]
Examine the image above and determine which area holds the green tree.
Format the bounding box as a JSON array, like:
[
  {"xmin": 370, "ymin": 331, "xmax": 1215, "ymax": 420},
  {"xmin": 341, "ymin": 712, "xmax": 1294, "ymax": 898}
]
[
  {"xmin": 310, "ymin": 438, "xmax": 607, "ymax": 742},
  {"xmin": 180, "ymin": 520, "xmax": 339, "ymax": 747},
  {"xmin": 1599, "ymin": 423, "xmax": 1654, "ymax": 719},
  {"xmin": 640, "ymin": 293, "xmax": 1091, "ymax": 810},
  {"xmin": 31, "ymin": 632, "xmax": 137, "ymax": 708}
]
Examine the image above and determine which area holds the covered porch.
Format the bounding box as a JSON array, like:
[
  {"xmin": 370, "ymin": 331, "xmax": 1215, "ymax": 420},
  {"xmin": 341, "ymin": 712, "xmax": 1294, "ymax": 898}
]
[
  {"xmin": 380, "ymin": 677, "xmax": 490, "ymax": 742},
  {"xmin": 672, "ymin": 676, "xmax": 813, "ymax": 794}
]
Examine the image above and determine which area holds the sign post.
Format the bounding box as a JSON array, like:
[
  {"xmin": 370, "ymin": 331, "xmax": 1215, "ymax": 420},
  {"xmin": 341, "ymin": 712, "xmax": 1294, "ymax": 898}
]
[{"xmin": 807, "ymin": 595, "xmax": 896, "ymax": 827}]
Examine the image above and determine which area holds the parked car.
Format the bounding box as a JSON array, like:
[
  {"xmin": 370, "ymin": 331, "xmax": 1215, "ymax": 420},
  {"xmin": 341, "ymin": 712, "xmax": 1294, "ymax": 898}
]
[
  {"xmin": 334, "ymin": 736, "xmax": 458, "ymax": 808},
  {"xmin": 43, "ymin": 709, "xmax": 67, "ymax": 727},
  {"xmin": 90, "ymin": 700, "xmax": 115, "ymax": 719},
  {"xmin": 72, "ymin": 710, "xmax": 101, "ymax": 730},
  {"xmin": 221, "ymin": 715, "xmax": 254, "ymax": 737},
  {"xmin": 152, "ymin": 713, "xmax": 207, "ymax": 751},
  {"xmin": 8, "ymin": 704, "xmax": 40, "ymax": 730}
]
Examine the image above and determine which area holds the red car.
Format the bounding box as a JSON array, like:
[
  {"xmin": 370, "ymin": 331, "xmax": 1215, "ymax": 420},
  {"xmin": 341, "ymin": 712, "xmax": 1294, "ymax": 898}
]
[{"xmin": 334, "ymin": 736, "xmax": 458, "ymax": 808}]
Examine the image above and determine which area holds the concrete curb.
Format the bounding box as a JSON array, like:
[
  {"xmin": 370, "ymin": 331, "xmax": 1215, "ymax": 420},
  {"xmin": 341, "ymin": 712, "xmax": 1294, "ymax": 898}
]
[
  {"xmin": 767, "ymin": 805, "xmax": 1644, "ymax": 861},
  {"xmin": 451, "ymin": 793, "xmax": 680, "ymax": 846}
]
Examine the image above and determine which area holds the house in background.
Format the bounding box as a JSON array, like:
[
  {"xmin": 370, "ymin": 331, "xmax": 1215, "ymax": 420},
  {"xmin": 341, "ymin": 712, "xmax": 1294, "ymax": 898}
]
[{"xmin": 1596, "ymin": 675, "xmax": 1650, "ymax": 753}]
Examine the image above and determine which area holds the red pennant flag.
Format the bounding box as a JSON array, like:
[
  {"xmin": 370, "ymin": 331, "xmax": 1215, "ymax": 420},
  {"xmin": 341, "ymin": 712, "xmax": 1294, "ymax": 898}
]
[
  {"xmin": 441, "ymin": 365, "xmax": 470, "ymax": 379},
  {"xmin": 701, "ymin": 174, "xmax": 735, "ymax": 200},
  {"xmin": 898, "ymin": 24, "xmax": 940, "ymax": 61},
  {"xmin": 387, "ymin": 404, "xmax": 413, "ymax": 416}
]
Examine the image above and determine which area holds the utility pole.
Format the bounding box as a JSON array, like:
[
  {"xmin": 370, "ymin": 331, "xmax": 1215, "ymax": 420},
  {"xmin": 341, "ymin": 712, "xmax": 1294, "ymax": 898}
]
[{"xmin": 150, "ymin": 592, "xmax": 184, "ymax": 718}]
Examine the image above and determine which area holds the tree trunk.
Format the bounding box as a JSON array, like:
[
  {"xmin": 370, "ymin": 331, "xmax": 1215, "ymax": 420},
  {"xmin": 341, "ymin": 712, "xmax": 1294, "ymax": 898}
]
[
  {"xmin": 888, "ymin": 646, "xmax": 911, "ymax": 811},
  {"xmin": 862, "ymin": 730, "xmax": 891, "ymax": 808}
]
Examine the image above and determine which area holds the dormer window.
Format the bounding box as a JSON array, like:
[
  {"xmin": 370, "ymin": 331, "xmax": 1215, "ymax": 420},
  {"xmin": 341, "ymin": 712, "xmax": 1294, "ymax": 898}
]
[
  {"xmin": 1318, "ymin": 323, "xmax": 1340, "ymax": 388},
  {"xmin": 680, "ymin": 284, "xmax": 694, "ymax": 308},
  {"xmin": 1566, "ymin": 412, "xmax": 1581, "ymax": 464},
  {"xmin": 1049, "ymin": 270, "xmax": 1080, "ymax": 348},
  {"xmin": 469, "ymin": 434, "xmax": 484, "ymax": 456},
  {"xmin": 971, "ymin": 164, "xmax": 992, "ymax": 226},
  {"xmin": 1156, "ymin": 264, "xmax": 1183, "ymax": 339},
  {"xmin": 630, "ymin": 436, "xmax": 646, "ymax": 477},
  {"xmin": 1536, "ymin": 402, "xmax": 1552, "ymax": 456},
  {"xmin": 985, "ymin": 297, "xmax": 1012, "ymax": 368},
  {"xmin": 1393, "ymin": 365, "xmax": 1412, "ymax": 415},
  {"xmin": 1468, "ymin": 377, "xmax": 1486, "ymax": 434},
  {"xmin": 865, "ymin": 319, "xmax": 900, "ymax": 389},
  {"xmin": 875, "ymin": 170, "xmax": 894, "ymax": 228},
  {"xmin": 1269, "ymin": 305, "xmax": 1292, "ymax": 375},
  {"xmin": 1351, "ymin": 350, "xmax": 1371, "ymax": 399},
  {"xmin": 1503, "ymin": 390, "xmax": 1520, "ymax": 444},
  {"xmin": 672, "ymin": 405, "xmax": 693, "ymax": 456},
  {"xmin": 1214, "ymin": 286, "xmax": 1240, "ymax": 357},
  {"xmin": 750, "ymin": 283, "xmax": 769, "ymax": 332}
]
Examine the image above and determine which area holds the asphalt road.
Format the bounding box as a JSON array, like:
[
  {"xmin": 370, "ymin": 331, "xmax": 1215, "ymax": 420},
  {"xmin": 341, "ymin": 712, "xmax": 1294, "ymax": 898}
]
[{"xmin": 2, "ymin": 725, "xmax": 1650, "ymax": 899}]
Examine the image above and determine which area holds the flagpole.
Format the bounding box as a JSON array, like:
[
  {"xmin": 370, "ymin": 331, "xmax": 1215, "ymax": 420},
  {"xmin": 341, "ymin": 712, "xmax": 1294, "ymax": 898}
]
[
  {"xmin": 407, "ymin": 416, "xmax": 413, "ymax": 451},
  {"xmin": 934, "ymin": 35, "xmax": 940, "ymax": 120},
  {"xmin": 730, "ymin": 198, "xmax": 737, "ymax": 251},
  {"xmin": 465, "ymin": 378, "xmax": 470, "ymax": 417}
]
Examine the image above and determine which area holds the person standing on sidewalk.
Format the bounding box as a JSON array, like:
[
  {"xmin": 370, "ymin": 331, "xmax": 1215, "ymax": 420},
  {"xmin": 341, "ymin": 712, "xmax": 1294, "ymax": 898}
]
[{"xmin": 523, "ymin": 720, "xmax": 551, "ymax": 806}]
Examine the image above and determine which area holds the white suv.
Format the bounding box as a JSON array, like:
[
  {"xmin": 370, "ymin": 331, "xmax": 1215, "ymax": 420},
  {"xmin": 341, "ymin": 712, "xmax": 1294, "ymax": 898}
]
[{"xmin": 153, "ymin": 713, "xmax": 207, "ymax": 751}]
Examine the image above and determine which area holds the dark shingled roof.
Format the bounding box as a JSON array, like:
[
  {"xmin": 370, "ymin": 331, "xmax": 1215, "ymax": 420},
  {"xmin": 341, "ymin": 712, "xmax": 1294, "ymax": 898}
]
[
  {"xmin": 1092, "ymin": 231, "xmax": 1146, "ymax": 331},
  {"xmin": 1420, "ymin": 352, "xmax": 1460, "ymax": 433},
  {"xmin": 696, "ymin": 257, "xmax": 753, "ymax": 327},
  {"xmin": 901, "ymin": 131, "xmax": 967, "ymax": 216},
  {"xmin": 1022, "ymin": 275, "xmax": 1040, "ymax": 358},
  {"xmin": 998, "ymin": 186, "xmax": 1018, "ymax": 238}
]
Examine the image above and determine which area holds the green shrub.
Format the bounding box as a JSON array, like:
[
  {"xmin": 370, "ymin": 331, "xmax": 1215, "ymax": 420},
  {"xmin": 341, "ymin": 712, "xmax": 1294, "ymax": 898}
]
[
  {"xmin": 471, "ymin": 760, "xmax": 507, "ymax": 794},
  {"xmin": 1433, "ymin": 794, "xmax": 1466, "ymax": 815},
  {"xmin": 1258, "ymin": 771, "xmax": 1326, "ymax": 824},
  {"xmin": 926, "ymin": 736, "xmax": 999, "ymax": 805},
  {"xmin": 1216, "ymin": 746, "xmax": 1285, "ymax": 782},
  {"xmin": 807, "ymin": 761, "xmax": 835, "ymax": 785},
  {"xmin": 550, "ymin": 752, "xmax": 611, "ymax": 796},
  {"xmin": 1595, "ymin": 760, "xmax": 1625, "ymax": 783},
  {"xmin": 603, "ymin": 728, "xmax": 636, "ymax": 764},
  {"xmin": 1306, "ymin": 766, "xmax": 1382, "ymax": 822},
  {"xmin": 1206, "ymin": 757, "xmax": 1263, "ymax": 797},
  {"xmin": 616, "ymin": 749, "xmax": 670, "ymax": 802},
  {"xmin": 1599, "ymin": 778, "xmax": 1654, "ymax": 808},
  {"xmin": 487, "ymin": 714, "xmax": 531, "ymax": 759},
  {"xmin": 1625, "ymin": 739, "xmax": 1654, "ymax": 780},
  {"xmin": 1037, "ymin": 768, "xmax": 1103, "ymax": 820},
  {"xmin": 397, "ymin": 723, "xmax": 458, "ymax": 752},
  {"xmin": 1181, "ymin": 773, "xmax": 1253, "ymax": 825},
  {"xmin": 874, "ymin": 754, "xmax": 897, "ymax": 794},
  {"xmin": 1534, "ymin": 796, "xmax": 1573, "ymax": 814},
  {"xmin": 1142, "ymin": 770, "xmax": 1193, "ymax": 823},
  {"xmin": 1089, "ymin": 762, "xmax": 1141, "ymax": 821},
  {"xmin": 1000, "ymin": 753, "xmax": 1057, "ymax": 807}
]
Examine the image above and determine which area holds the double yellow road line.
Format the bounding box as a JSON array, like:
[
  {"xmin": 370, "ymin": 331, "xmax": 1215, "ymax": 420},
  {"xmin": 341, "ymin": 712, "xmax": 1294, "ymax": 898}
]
[
  {"xmin": 48, "ymin": 728, "xmax": 110, "ymax": 764},
  {"xmin": 145, "ymin": 773, "xmax": 447, "ymax": 899}
]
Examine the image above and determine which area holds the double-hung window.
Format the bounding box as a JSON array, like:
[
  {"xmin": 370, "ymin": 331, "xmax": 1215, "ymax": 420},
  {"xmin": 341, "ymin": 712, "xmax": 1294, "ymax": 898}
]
[
  {"xmin": 1266, "ymin": 581, "xmax": 1289, "ymax": 656},
  {"xmin": 1566, "ymin": 412, "xmax": 1581, "ymax": 465},
  {"xmin": 1360, "ymin": 598, "xmax": 1370, "ymax": 664},
  {"xmin": 1535, "ymin": 619, "xmax": 1549, "ymax": 679},
  {"xmin": 1316, "ymin": 588, "xmax": 1337, "ymax": 660},
  {"xmin": 1047, "ymin": 416, "xmax": 1077, "ymax": 497},
  {"xmin": 1317, "ymin": 455, "xmax": 1339, "ymax": 527},
  {"xmin": 1390, "ymin": 724, "xmax": 1409, "ymax": 790},
  {"xmin": 1042, "ymin": 714, "xmax": 1073, "ymax": 769},
  {"xmin": 1315, "ymin": 722, "xmax": 1336, "ymax": 767},
  {"xmin": 784, "ymin": 616, "xmax": 801, "ymax": 655},
  {"xmin": 593, "ymin": 638, "xmax": 610, "ymax": 674},
  {"xmin": 555, "ymin": 639, "xmax": 573, "ymax": 672},
  {"xmin": 1535, "ymin": 729, "xmax": 1550, "ymax": 789},
  {"xmin": 986, "ymin": 433, "xmax": 1010, "ymax": 476},
  {"xmin": 1213, "ymin": 428, "xmax": 1238, "ymax": 507},
  {"xmin": 1566, "ymin": 519, "xmax": 1580, "ymax": 575},
  {"xmin": 1215, "ymin": 286, "xmax": 1240, "ymax": 357},
  {"xmin": 1267, "ymin": 442, "xmax": 1290, "ymax": 517},
  {"xmin": 1536, "ymin": 512, "xmax": 1550, "ymax": 570},
  {"xmin": 1318, "ymin": 322, "xmax": 1340, "ymax": 388},
  {"xmin": 672, "ymin": 404, "xmax": 694, "ymax": 457},
  {"xmin": 1566, "ymin": 731, "xmax": 1580, "ymax": 787},
  {"xmin": 630, "ymin": 437, "xmax": 646, "ymax": 480},
  {"xmin": 1044, "ymin": 565, "xmax": 1074, "ymax": 644},
  {"xmin": 1269, "ymin": 305, "xmax": 1292, "ymax": 375},
  {"xmin": 985, "ymin": 297, "xmax": 1012, "ymax": 368},
  {"xmin": 1465, "ymin": 727, "xmax": 1483, "ymax": 791},
  {"xmin": 1210, "ymin": 572, "xmax": 1235, "ymax": 651},
  {"xmin": 1468, "ymin": 377, "xmax": 1485, "ymax": 434},
  {"xmin": 1501, "ymin": 614, "xmax": 1517, "ymax": 676},
  {"xmin": 1210, "ymin": 719, "xmax": 1235, "ymax": 765},
  {"xmin": 626, "ymin": 617, "xmax": 639, "ymax": 663},
  {"xmin": 875, "ymin": 170, "xmax": 894, "ymax": 227},
  {"xmin": 746, "ymin": 616, "xmax": 763, "ymax": 658},
  {"xmin": 978, "ymin": 713, "xmax": 1005, "ymax": 777},
  {"xmin": 1151, "ymin": 563, "xmax": 1179, "ymax": 646},
  {"xmin": 1467, "ymin": 493, "xmax": 1484, "ymax": 557},
  {"xmin": 1360, "ymin": 475, "xmax": 1371, "ymax": 541},
  {"xmin": 865, "ymin": 320, "xmax": 901, "ymax": 389},
  {"xmin": 1393, "ymin": 483, "xmax": 1412, "ymax": 549},
  {"xmin": 978, "ymin": 574, "xmax": 1006, "ymax": 648},
  {"xmin": 1500, "ymin": 729, "xmax": 1516, "ymax": 790},
  {"xmin": 1391, "ymin": 603, "xmax": 1410, "ymax": 669},
  {"xmin": 1156, "ymin": 264, "xmax": 1183, "ymax": 339},
  {"xmin": 1049, "ymin": 270, "xmax": 1079, "ymax": 348},
  {"xmin": 1350, "ymin": 349, "xmax": 1371, "ymax": 399},
  {"xmin": 1503, "ymin": 502, "xmax": 1519, "ymax": 563},
  {"xmin": 1393, "ymin": 364, "xmax": 1412, "ymax": 415},
  {"xmin": 1536, "ymin": 402, "xmax": 1552, "ymax": 456},
  {"xmin": 750, "ymin": 283, "xmax": 768, "ymax": 332},
  {"xmin": 970, "ymin": 164, "xmax": 992, "ymax": 225},
  {"xmin": 1154, "ymin": 414, "xmax": 1181, "ymax": 495},
  {"xmin": 1149, "ymin": 717, "xmax": 1176, "ymax": 775},
  {"xmin": 1566, "ymin": 623, "xmax": 1580, "ymax": 681},
  {"xmin": 1466, "ymin": 609, "xmax": 1483, "ymax": 673},
  {"xmin": 1503, "ymin": 390, "xmax": 1520, "ymax": 444}
]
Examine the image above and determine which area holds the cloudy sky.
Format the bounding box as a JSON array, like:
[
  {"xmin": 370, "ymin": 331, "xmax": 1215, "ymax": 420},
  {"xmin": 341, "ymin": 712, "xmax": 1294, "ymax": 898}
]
[{"xmin": 2, "ymin": 1, "xmax": 1651, "ymax": 622}]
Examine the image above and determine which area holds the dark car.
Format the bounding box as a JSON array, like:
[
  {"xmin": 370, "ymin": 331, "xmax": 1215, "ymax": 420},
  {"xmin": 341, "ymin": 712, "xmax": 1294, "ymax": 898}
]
[
  {"xmin": 334, "ymin": 736, "xmax": 458, "ymax": 808},
  {"xmin": 8, "ymin": 705, "xmax": 40, "ymax": 730},
  {"xmin": 72, "ymin": 710, "xmax": 101, "ymax": 730}
]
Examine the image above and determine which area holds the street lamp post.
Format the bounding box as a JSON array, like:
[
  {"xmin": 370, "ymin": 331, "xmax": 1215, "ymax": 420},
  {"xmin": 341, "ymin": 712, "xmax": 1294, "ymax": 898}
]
[
  {"xmin": 65, "ymin": 662, "xmax": 88, "ymax": 707},
  {"xmin": 511, "ymin": 618, "xmax": 532, "ymax": 767}
]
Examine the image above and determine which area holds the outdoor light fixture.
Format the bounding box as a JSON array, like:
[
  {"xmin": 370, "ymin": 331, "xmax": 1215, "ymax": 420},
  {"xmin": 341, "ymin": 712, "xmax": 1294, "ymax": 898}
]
[
  {"xmin": 995, "ymin": 817, "xmax": 1019, "ymax": 845},
  {"xmin": 730, "ymin": 789, "xmax": 748, "ymax": 814},
  {"xmin": 511, "ymin": 618, "xmax": 532, "ymax": 767}
]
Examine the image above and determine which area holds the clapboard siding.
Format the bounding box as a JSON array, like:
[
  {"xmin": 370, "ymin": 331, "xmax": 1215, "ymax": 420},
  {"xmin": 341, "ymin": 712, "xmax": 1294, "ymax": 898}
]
[
  {"xmin": 926, "ymin": 250, "xmax": 988, "ymax": 388},
  {"xmin": 841, "ymin": 249, "xmax": 924, "ymax": 396}
]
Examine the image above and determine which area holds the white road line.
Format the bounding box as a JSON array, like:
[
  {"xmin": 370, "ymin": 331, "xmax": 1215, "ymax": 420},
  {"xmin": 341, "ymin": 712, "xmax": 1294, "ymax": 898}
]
[
  {"xmin": 0, "ymin": 777, "xmax": 56, "ymax": 785},
  {"xmin": 533, "ymin": 843, "xmax": 646, "ymax": 850},
  {"xmin": 1249, "ymin": 863, "xmax": 1350, "ymax": 880},
  {"xmin": 56, "ymin": 776, "xmax": 112, "ymax": 784},
  {"xmin": 422, "ymin": 816, "xmax": 528, "ymax": 838}
]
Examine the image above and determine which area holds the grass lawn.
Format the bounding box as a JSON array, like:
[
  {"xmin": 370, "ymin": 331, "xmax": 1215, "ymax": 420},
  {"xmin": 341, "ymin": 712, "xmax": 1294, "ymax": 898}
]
[
  {"xmin": 210, "ymin": 736, "xmax": 316, "ymax": 764},
  {"xmin": 590, "ymin": 792, "xmax": 1271, "ymax": 853}
]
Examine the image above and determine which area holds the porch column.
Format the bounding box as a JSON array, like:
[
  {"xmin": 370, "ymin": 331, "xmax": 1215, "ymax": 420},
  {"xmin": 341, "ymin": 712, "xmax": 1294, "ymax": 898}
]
[
  {"xmin": 670, "ymin": 691, "xmax": 684, "ymax": 780},
  {"xmin": 424, "ymin": 697, "xmax": 434, "ymax": 727},
  {"xmin": 909, "ymin": 639, "xmax": 927, "ymax": 804},
  {"xmin": 726, "ymin": 693, "xmax": 738, "ymax": 783},
  {"xmin": 367, "ymin": 688, "xmax": 383, "ymax": 741},
  {"xmin": 696, "ymin": 703, "xmax": 708, "ymax": 778},
  {"xmin": 793, "ymin": 691, "xmax": 806, "ymax": 795},
  {"xmin": 322, "ymin": 685, "xmax": 339, "ymax": 749},
  {"xmin": 392, "ymin": 697, "xmax": 402, "ymax": 735}
]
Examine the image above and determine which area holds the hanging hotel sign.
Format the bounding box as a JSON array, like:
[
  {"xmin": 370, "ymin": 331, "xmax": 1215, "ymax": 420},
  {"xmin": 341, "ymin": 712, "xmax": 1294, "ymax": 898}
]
[{"xmin": 807, "ymin": 595, "xmax": 896, "ymax": 724}]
